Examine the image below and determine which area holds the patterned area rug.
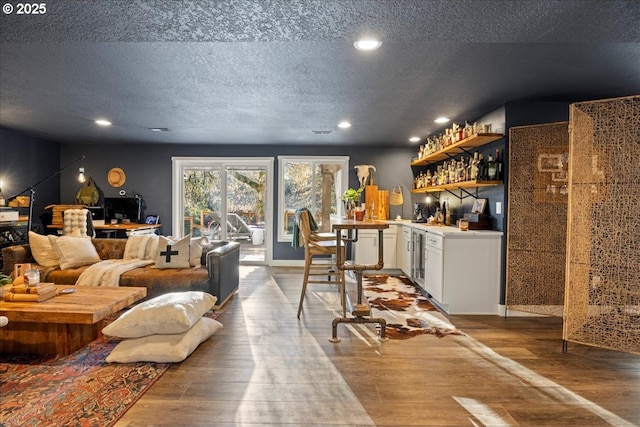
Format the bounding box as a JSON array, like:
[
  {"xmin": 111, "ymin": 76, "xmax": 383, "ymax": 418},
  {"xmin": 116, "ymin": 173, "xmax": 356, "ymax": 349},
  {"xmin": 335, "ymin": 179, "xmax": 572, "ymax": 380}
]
[
  {"xmin": 363, "ymin": 275, "xmax": 464, "ymax": 339},
  {"xmin": 0, "ymin": 310, "xmax": 221, "ymax": 427}
]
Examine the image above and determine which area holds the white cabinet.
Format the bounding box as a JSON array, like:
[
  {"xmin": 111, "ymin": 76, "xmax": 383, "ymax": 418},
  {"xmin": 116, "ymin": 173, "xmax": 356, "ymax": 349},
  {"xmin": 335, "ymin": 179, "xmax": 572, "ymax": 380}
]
[
  {"xmin": 401, "ymin": 225, "xmax": 412, "ymax": 276},
  {"xmin": 354, "ymin": 227, "xmax": 398, "ymax": 269},
  {"xmin": 423, "ymin": 229, "xmax": 502, "ymax": 314},
  {"xmin": 424, "ymin": 233, "xmax": 443, "ymax": 303}
]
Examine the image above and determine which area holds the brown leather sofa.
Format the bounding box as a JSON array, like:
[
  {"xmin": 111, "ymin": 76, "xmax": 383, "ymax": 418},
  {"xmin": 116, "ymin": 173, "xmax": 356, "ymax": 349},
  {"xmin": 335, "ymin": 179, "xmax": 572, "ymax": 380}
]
[{"xmin": 2, "ymin": 238, "xmax": 240, "ymax": 308}]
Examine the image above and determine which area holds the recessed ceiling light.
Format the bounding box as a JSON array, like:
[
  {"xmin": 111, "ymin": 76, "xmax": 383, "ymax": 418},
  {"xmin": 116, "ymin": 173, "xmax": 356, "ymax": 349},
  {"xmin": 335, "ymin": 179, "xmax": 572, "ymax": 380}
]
[
  {"xmin": 337, "ymin": 121, "xmax": 352, "ymax": 129},
  {"xmin": 409, "ymin": 136, "xmax": 421, "ymax": 143},
  {"xmin": 354, "ymin": 39, "xmax": 382, "ymax": 51},
  {"xmin": 148, "ymin": 127, "xmax": 171, "ymax": 132},
  {"xmin": 95, "ymin": 119, "xmax": 112, "ymax": 126},
  {"xmin": 434, "ymin": 117, "xmax": 450, "ymax": 124}
]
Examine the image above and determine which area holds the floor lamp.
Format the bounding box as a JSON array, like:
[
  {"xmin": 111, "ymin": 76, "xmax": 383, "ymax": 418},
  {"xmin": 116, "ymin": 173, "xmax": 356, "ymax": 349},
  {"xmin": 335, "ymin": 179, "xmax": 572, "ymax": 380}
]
[
  {"xmin": 390, "ymin": 186, "xmax": 404, "ymax": 220},
  {"xmin": 6, "ymin": 156, "xmax": 86, "ymax": 232}
]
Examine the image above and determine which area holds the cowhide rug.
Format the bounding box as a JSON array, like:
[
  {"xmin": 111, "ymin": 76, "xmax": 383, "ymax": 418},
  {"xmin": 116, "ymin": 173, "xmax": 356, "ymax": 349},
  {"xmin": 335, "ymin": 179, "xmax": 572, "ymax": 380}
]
[{"xmin": 363, "ymin": 274, "xmax": 464, "ymax": 340}]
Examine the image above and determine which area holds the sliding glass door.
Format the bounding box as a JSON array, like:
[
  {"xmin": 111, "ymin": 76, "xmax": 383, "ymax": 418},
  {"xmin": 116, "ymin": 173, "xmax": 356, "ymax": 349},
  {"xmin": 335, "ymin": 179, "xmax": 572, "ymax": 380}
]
[{"xmin": 172, "ymin": 157, "xmax": 273, "ymax": 265}]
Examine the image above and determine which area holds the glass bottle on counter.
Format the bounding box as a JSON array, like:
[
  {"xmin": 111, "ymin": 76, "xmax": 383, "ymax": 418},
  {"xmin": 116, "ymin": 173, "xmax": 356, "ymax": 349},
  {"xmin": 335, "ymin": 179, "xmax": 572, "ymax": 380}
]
[{"xmin": 495, "ymin": 149, "xmax": 503, "ymax": 180}]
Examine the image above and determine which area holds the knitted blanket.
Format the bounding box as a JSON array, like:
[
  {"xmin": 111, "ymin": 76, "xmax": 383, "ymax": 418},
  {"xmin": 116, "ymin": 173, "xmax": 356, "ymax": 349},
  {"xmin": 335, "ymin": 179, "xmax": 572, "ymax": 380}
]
[{"xmin": 76, "ymin": 259, "xmax": 154, "ymax": 287}]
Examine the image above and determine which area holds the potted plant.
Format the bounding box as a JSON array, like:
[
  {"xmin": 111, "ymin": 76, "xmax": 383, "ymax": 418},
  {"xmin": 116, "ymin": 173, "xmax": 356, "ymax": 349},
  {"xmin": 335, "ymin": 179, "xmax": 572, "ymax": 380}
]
[{"xmin": 341, "ymin": 187, "xmax": 363, "ymax": 218}]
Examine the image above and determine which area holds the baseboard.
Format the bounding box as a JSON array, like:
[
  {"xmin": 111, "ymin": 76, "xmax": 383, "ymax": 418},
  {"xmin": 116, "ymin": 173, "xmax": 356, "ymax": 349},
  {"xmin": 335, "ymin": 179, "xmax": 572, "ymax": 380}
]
[{"xmin": 499, "ymin": 305, "xmax": 560, "ymax": 317}]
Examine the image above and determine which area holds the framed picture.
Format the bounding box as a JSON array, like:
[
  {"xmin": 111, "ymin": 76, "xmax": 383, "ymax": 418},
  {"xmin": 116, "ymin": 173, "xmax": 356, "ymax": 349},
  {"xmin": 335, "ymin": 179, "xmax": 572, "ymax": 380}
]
[{"xmin": 471, "ymin": 198, "xmax": 487, "ymax": 214}]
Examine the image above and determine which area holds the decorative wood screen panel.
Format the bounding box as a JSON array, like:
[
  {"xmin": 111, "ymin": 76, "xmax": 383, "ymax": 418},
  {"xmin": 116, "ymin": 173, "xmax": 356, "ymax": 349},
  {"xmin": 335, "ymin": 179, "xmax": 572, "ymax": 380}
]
[
  {"xmin": 564, "ymin": 95, "xmax": 640, "ymax": 355},
  {"xmin": 506, "ymin": 122, "xmax": 568, "ymax": 316}
]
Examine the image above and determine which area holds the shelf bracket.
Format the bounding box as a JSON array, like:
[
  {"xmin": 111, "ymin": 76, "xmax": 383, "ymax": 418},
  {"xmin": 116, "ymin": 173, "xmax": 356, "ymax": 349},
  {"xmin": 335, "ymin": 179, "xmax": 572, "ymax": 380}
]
[
  {"xmin": 457, "ymin": 147, "xmax": 476, "ymax": 157},
  {"xmin": 444, "ymin": 189, "xmax": 462, "ymax": 201},
  {"xmin": 440, "ymin": 186, "xmax": 478, "ymax": 201},
  {"xmin": 457, "ymin": 186, "xmax": 479, "ymax": 200}
]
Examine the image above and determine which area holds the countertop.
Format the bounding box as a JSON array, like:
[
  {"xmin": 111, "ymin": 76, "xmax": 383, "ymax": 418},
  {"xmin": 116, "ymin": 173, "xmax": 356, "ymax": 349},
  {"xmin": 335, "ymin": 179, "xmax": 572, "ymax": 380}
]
[{"xmin": 380, "ymin": 219, "xmax": 504, "ymax": 237}]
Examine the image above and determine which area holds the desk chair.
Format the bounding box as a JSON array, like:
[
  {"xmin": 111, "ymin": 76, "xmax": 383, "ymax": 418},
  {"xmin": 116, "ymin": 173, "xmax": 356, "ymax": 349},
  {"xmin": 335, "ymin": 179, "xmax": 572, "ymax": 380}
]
[{"xmin": 295, "ymin": 209, "xmax": 346, "ymax": 318}]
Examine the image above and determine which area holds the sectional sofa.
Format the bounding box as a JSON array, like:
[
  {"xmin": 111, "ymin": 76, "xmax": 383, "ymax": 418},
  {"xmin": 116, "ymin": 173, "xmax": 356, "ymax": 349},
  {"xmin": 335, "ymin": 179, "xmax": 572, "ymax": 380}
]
[{"xmin": 2, "ymin": 237, "xmax": 240, "ymax": 308}]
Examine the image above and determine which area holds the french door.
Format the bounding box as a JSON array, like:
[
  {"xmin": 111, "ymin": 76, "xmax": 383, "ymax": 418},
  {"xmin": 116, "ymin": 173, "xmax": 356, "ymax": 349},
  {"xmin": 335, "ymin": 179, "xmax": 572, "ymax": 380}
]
[{"xmin": 172, "ymin": 157, "xmax": 273, "ymax": 265}]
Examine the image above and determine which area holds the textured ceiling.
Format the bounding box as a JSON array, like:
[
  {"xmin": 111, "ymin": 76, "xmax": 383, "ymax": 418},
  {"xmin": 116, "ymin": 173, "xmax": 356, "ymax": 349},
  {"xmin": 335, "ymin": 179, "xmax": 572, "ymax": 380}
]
[{"xmin": 1, "ymin": 0, "xmax": 639, "ymax": 146}]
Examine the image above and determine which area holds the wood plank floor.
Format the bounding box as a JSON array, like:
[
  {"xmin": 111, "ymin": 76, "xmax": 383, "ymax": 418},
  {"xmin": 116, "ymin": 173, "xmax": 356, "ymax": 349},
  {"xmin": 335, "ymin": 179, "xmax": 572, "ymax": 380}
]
[{"xmin": 115, "ymin": 266, "xmax": 640, "ymax": 426}]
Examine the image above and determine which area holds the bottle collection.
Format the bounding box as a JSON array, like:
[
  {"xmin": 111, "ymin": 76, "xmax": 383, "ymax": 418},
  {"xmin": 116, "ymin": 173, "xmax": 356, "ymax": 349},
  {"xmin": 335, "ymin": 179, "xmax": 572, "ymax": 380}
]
[
  {"xmin": 413, "ymin": 149, "xmax": 502, "ymax": 189},
  {"xmin": 415, "ymin": 121, "xmax": 493, "ymax": 161}
]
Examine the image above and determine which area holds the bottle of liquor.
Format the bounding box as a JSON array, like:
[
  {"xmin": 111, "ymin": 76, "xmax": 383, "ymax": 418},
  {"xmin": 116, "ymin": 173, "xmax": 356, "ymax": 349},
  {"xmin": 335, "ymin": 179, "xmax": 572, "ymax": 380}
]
[
  {"xmin": 477, "ymin": 153, "xmax": 486, "ymax": 181},
  {"xmin": 495, "ymin": 149, "xmax": 503, "ymax": 180},
  {"xmin": 470, "ymin": 152, "xmax": 479, "ymax": 180},
  {"xmin": 487, "ymin": 154, "xmax": 497, "ymax": 180}
]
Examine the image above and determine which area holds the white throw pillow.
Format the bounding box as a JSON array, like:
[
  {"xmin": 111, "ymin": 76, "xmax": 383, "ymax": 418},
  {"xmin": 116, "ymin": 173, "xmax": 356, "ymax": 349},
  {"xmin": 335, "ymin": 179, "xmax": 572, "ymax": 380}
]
[
  {"xmin": 102, "ymin": 291, "xmax": 217, "ymax": 338},
  {"xmin": 189, "ymin": 236, "xmax": 208, "ymax": 267},
  {"xmin": 124, "ymin": 234, "xmax": 159, "ymax": 260},
  {"xmin": 105, "ymin": 317, "xmax": 223, "ymax": 363},
  {"xmin": 155, "ymin": 235, "xmax": 190, "ymax": 269},
  {"xmin": 48, "ymin": 235, "xmax": 101, "ymax": 270},
  {"xmin": 145, "ymin": 235, "xmax": 159, "ymax": 260},
  {"xmin": 28, "ymin": 231, "xmax": 60, "ymax": 267}
]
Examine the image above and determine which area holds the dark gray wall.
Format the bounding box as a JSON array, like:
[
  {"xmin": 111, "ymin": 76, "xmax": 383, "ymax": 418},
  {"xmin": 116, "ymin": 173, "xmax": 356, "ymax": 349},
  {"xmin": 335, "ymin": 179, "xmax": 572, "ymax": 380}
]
[
  {"xmin": 0, "ymin": 128, "xmax": 61, "ymax": 232},
  {"xmin": 55, "ymin": 142, "xmax": 415, "ymax": 260}
]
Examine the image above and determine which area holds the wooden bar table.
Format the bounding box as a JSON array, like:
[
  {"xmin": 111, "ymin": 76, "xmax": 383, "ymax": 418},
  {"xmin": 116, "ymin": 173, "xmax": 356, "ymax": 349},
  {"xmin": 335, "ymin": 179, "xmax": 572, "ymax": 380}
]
[{"xmin": 330, "ymin": 218, "xmax": 389, "ymax": 342}]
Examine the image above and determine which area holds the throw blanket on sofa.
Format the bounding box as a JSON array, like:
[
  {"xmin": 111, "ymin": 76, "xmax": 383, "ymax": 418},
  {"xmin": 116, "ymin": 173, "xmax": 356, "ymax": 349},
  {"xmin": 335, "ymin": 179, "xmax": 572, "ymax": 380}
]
[{"xmin": 76, "ymin": 259, "xmax": 154, "ymax": 287}]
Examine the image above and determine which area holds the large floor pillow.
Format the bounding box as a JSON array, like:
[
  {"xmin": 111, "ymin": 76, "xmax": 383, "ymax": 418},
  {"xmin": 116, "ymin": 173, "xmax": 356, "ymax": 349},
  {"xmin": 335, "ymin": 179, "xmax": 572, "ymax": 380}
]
[
  {"xmin": 102, "ymin": 291, "xmax": 217, "ymax": 338},
  {"xmin": 106, "ymin": 317, "xmax": 223, "ymax": 363}
]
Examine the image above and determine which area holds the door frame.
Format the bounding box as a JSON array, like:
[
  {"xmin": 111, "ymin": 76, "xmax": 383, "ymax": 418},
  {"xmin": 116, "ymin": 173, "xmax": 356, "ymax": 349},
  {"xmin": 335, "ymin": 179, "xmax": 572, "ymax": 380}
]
[{"xmin": 172, "ymin": 156, "xmax": 274, "ymax": 265}]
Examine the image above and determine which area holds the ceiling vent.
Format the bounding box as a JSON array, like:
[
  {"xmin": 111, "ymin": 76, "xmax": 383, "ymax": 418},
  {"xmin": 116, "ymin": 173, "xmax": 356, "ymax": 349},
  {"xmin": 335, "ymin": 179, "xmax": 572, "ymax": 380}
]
[
  {"xmin": 312, "ymin": 130, "xmax": 333, "ymax": 135},
  {"xmin": 148, "ymin": 127, "xmax": 171, "ymax": 132}
]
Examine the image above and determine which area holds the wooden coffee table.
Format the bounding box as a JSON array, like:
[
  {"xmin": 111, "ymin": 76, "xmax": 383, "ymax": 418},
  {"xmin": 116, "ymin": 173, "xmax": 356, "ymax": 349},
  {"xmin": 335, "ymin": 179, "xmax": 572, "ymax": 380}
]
[{"xmin": 0, "ymin": 285, "xmax": 146, "ymax": 355}]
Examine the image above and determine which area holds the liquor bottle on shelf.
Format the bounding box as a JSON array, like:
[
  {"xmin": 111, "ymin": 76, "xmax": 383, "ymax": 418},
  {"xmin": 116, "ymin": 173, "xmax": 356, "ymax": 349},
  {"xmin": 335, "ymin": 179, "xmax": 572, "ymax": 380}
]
[
  {"xmin": 464, "ymin": 121, "xmax": 473, "ymax": 139},
  {"xmin": 487, "ymin": 154, "xmax": 497, "ymax": 180},
  {"xmin": 470, "ymin": 152, "xmax": 479, "ymax": 180},
  {"xmin": 477, "ymin": 153, "xmax": 486, "ymax": 181},
  {"xmin": 495, "ymin": 149, "xmax": 503, "ymax": 180}
]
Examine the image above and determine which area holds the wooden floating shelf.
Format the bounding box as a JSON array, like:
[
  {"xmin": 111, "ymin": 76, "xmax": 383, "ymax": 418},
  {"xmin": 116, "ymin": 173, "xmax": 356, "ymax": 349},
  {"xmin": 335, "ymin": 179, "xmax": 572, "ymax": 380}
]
[
  {"xmin": 411, "ymin": 133, "xmax": 505, "ymax": 166},
  {"xmin": 411, "ymin": 180, "xmax": 502, "ymax": 193}
]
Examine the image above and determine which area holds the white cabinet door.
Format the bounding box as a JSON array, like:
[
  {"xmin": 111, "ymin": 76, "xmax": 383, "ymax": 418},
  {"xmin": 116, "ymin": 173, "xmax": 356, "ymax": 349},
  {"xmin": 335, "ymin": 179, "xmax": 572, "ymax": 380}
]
[
  {"xmin": 382, "ymin": 231, "xmax": 397, "ymax": 269},
  {"xmin": 354, "ymin": 228, "xmax": 397, "ymax": 269},
  {"xmin": 425, "ymin": 246, "xmax": 443, "ymax": 302},
  {"xmin": 354, "ymin": 232, "xmax": 376, "ymax": 265},
  {"xmin": 424, "ymin": 231, "xmax": 501, "ymax": 314},
  {"xmin": 401, "ymin": 226, "xmax": 412, "ymax": 276}
]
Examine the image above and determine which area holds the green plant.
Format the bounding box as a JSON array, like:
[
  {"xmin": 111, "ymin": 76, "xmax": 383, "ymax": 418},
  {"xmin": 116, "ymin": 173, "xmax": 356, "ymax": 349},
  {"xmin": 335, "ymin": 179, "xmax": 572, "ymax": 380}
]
[{"xmin": 341, "ymin": 187, "xmax": 363, "ymax": 210}]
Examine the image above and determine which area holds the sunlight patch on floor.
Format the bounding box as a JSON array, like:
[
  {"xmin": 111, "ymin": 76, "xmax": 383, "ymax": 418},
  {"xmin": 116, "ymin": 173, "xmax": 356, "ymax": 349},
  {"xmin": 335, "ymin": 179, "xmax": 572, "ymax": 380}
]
[
  {"xmin": 453, "ymin": 396, "xmax": 517, "ymax": 426},
  {"xmin": 234, "ymin": 276, "xmax": 375, "ymax": 425},
  {"xmin": 457, "ymin": 335, "xmax": 636, "ymax": 426}
]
